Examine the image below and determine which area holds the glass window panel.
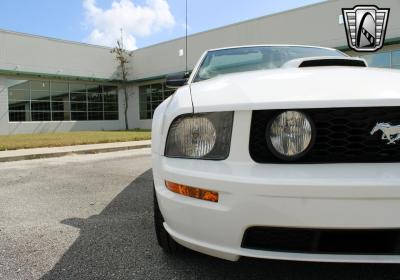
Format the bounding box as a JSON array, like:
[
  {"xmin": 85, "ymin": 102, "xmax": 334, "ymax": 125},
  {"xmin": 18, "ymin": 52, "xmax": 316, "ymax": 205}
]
[
  {"xmin": 151, "ymin": 83, "xmax": 162, "ymax": 93},
  {"xmin": 71, "ymin": 102, "xmax": 87, "ymax": 111},
  {"xmin": 51, "ymin": 101, "xmax": 68, "ymax": 111},
  {"xmin": 139, "ymin": 95, "xmax": 151, "ymax": 105},
  {"xmin": 88, "ymin": 92, "xmax": 103, "ymax": 102},
  {"xmin": 70, "ymin": 92, "xmax": 86, "ymax": 102},
  {"xmin": 31, "ymin": 90, "xmax": 50, "ymax": 101},
  {"xmin": 151, "ymin": 97, "xmax": 163, "ymax": 104},
  {"xmin": 71, "ymin": 112, "xmax": 87, "ymax": 121},
  {"xmin": 88, "ymin": 112, "xmax": 104, "ymax": 120},
  {"xmin": 32, "ymin": 111, "xmax": 51, "ymax": 121},
  {"xmin": 104, "ymin": 93, "xmax": 118, "ymax": 103},
  {"xmin": 31, "ymin": 101, "xmax": 50, "ymax": 111},
  {"xmin": 164, "ymin": 90, "xmax": 175, "ymax": 99},
  {"xmin": 151, "ymin": 102, "xmax": 162, "ymax": 112},
  {"xmin": 51, "ymin": 82, "xmax": 68, "ymax": 92},
  {"xmin": 31, "ymin": 80, "xmax": 50, "ymax": 91},
  {"xmin": 9, "ymin": 102, "xmax": 28, "ymax": 111},
  {"xmin": 152, "ymin": 90, "xmax": 163, "ymax": 101},
  {"xmin": 8, "ymin": 89, "xmax": 29, "ymax": 101},
  {"xmin": 88, "ymin": 102, "xmax": 103, "ymax": 111},
  {"xmin": 70, "ymin": 83, "xmax": 87, "ymax": 92},
  {"xmin": 104, "ymin": 85, "xmax": 117, "ymax": 93},
  {"xmin": 10, "ymin": 81, "xmax": 29, "ymax": 91},
  {"xmin": 392, "ymin": 50, "xmax": 400, "ymax": 66},
  {"xmin": 392, "ymin": 65, "xmax": 400, "ymax": 70},
  {"xmin": 87, "ymin": 85, "xmax": 103, "ymax": 93},
  {"xmin": 151, "ymin": 84, "xmax": 163, "ymax": 95},
  {"xmin": 139, "ymin": 85, "xmax": 151, "ymax": 120},
  {"xmin": 363, "ymin": 52, "xmax": 391, "ymax": 68},
  {"xmin": 140, "ymin": 110, "xmax": 151, "ymax": 120},
  {"xmin": 51, "ymin": 91, "xmax": 69, "ymax": 101},
  {"xmin": 103, "ymin": 86, "xmax": 118, "ymax": 104},
  {"xmin": 139, "ymin": 103, "xmax": 149, "ymax": 119},
  {"xmin": 52, "ymin": 112, "xmax": 70, "ymax": 121},
  {"xmin": 139, "ymin": 85, "xmax": 151, "ymax": 95},
  {"xmin": 9, "ymin": 110, "xmax": 30, "ymax": 122},
  {"xmin": 104, "ymin": 102, "xmax": 118, "ymax": 111},
  {"xmin": 104, "ymin": 112, "xmax": 118, "ymax": 120},
  {"xmin": 6, "ymin": 79, "xmax": 118, "ymax": 123}
]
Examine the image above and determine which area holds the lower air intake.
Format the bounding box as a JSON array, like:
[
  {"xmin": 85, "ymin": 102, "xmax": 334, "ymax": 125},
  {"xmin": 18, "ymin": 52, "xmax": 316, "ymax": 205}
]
[{"xmin": 242, "ymin": 227, "xmax": 400, "ymax": 255}]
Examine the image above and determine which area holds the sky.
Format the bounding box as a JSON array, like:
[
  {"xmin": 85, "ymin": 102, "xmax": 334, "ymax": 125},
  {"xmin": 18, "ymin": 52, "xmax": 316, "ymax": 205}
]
[{"xmin": 0, "ymin": 0, "xmax": 325, "ymax": 50}]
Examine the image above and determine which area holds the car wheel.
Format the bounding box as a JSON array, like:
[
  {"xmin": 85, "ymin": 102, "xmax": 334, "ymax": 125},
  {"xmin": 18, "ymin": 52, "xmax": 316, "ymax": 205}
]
[{"xmin": 154, "ymin": 186, "xmax": 182, "ymax": 254}]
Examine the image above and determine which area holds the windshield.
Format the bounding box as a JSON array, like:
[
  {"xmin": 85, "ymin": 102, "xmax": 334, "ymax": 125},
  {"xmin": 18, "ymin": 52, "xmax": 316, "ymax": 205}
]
[{"xmin": 193, "ymin": 46, "xmax": 346, "ymax": 82}]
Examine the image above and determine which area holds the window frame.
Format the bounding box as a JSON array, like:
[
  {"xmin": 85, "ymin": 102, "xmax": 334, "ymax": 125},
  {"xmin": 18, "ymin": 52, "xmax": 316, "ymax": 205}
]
[
  {"xmin": 8, "ymin": 79, "xmax": 119, "ymax": 122},
  {"xmin": 139, "ymin": 81, "xmax": 173, "ymax": 120}
]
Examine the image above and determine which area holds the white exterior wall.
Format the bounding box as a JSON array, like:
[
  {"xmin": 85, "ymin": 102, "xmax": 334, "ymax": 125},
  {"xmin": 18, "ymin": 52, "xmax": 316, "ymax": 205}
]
[
  {"xmin": 0, "ymin": 78, "xmax": 10, "ymax": 134},
  {"xmin": 0, "ymin": 30, "xmax": 118, "ymax": 79}
]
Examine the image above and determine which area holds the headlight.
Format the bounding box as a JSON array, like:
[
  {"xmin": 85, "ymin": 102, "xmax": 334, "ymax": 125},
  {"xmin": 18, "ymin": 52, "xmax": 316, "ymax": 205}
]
[
  {"xmin": 165, "ymin": 112, "xmax": 233, "ymax": 159},
  {"xmin": 266, "ymin": 111, "xmax": 314, "ymax": 160}
]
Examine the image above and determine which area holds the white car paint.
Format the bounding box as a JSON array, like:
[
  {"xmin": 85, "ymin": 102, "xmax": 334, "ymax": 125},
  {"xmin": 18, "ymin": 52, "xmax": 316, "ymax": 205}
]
[
  {"xmin": 152, "ymin": 45, "xmax": 400, "ymax": 262},
  {"xmin": 189, "ymin": 67, "xmax": 400, "ymax": 113}
]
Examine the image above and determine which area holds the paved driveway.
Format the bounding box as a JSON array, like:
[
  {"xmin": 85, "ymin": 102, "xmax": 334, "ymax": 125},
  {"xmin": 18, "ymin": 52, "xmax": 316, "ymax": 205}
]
[{"xmin": 0, "ymin": 149, "xmax": 399, "ymax": 280}]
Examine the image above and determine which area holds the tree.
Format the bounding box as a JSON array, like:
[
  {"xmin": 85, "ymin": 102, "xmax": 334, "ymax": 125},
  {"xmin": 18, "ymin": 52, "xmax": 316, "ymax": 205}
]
[{"xmin": 111, "ymin": 30, "xmax": 132, "ymax": 130}]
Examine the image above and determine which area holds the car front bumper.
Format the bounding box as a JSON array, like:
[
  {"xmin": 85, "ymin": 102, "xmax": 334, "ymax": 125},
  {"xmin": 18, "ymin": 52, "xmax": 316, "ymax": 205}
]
[{"xmin": 153, "ymin": 155, "xmax": 400, "ymax": 262}]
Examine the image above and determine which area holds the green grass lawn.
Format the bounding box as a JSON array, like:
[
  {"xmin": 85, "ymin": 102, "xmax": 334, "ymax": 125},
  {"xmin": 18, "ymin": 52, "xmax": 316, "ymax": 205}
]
[{"xmin": 0, "ymin": 130, "xmax": 151, "ymax": 151}]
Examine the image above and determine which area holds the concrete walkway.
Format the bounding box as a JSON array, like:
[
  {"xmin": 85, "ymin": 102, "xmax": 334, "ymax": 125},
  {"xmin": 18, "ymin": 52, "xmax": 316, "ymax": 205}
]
[{"xmin": 0, "ymin": 140, "xmax": 151, "ymax": 162}]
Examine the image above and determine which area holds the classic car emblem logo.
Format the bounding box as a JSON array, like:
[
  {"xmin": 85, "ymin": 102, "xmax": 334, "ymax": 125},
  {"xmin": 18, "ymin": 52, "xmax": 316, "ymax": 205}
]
[
  {"xmin": 342, "ymin": 5, "xmax": 390, "ymax": 52},
  {"xmin": 371, "ymin": 123, "xmax": 400, "ymax": 144}
]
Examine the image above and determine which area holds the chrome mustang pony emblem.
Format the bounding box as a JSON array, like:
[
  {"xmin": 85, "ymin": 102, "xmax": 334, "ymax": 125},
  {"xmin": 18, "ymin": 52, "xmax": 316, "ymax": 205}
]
[{"xmin": 371, "ymin": 123, "xmax": 400, "ymax": 144}]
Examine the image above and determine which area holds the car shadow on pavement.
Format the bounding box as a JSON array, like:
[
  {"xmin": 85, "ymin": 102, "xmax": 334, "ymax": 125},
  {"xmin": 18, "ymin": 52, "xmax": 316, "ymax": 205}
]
[{"xmin": 40, "ymin": 169, "xmax": 400, "ymax": 280}]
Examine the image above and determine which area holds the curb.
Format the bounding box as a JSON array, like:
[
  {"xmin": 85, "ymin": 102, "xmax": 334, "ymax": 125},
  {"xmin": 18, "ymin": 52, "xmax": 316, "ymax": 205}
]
[{"xmin": 0, "ymin": 144, "xmax": 151, "ymax": 163}]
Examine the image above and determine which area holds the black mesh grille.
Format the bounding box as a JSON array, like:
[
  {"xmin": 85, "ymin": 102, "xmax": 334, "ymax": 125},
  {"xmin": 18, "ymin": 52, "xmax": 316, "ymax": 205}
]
[
  {"xmin": 250, "ymin": 107, "xmax": 400, "ymax": 163},
  {"xmin": 242, "ymin": 227, "xmax": 400, "ymax": 255}
]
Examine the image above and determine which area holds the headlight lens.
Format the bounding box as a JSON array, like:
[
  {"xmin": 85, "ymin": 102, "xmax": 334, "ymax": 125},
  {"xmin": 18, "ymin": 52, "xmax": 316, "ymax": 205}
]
[
  {"xmin": 267, "ymin": 111, "xmax": 314, "ymax": 160},
  {"xmin": 165, "ymin": 112, "xmax": 233, "ymax": 159},
  {"xmin": 175, "ymin": 117, "xmax": 216, "ymax": 157}
]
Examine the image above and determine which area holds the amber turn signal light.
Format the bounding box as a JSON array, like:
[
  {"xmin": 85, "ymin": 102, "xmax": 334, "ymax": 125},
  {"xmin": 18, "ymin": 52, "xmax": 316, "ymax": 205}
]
[{"xmin": 165, "ymin": 181, "xmax": 219, "ymax": 203}]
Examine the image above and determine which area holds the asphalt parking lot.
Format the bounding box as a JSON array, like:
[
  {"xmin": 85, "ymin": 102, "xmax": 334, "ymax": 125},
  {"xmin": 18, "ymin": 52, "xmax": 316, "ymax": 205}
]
[{"xmin": 1, "ymin": 149, "xmax": 400, "ymax": 280}]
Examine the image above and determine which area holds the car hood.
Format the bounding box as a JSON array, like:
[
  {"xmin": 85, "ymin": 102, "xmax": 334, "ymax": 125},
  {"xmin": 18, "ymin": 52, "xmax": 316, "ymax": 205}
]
[{"xmin": 189, "ymin": 67, "xmax": 400, "ymax": 112}]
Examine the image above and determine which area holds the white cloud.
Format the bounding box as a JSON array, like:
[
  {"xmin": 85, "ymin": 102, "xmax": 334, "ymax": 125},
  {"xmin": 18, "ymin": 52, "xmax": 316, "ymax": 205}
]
[{"xmin": 83, "ymin": 0, "xmax": 175, "ymax": 50}]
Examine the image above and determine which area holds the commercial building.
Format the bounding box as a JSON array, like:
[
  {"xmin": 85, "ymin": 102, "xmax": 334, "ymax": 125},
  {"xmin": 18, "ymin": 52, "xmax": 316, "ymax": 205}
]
[{"xmin": 0, "ymin": 0, "xmax": 399, "ymax": 134}]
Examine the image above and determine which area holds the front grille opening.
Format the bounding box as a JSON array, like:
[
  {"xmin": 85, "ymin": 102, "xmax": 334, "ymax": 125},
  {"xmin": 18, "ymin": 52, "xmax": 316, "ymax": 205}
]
[
  {"xmin": 250, "ymin": 107, "xmax": 400, "ymax": 163},
  {"xmin": 242, "ymin": 227, "xmax": 400, "ymax": 255}
]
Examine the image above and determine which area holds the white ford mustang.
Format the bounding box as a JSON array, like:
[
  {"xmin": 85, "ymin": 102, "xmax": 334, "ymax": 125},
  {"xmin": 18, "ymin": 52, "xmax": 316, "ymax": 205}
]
[{"xmin": 152, "ymin": 45, "xmax": 400, "ymax": 263}]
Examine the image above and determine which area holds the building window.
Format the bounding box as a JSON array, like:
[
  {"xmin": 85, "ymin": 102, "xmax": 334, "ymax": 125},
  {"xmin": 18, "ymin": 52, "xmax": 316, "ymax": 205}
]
[
  {"xmin": 51, "ymin": 81, "xmax": 70, "ymax": 121},
  {"xmin": 392, "ymin": 50, "xmax": 400, "ymax": 69},
  {"xmin": 361, "ymin": 49, "xmax": 400, "ymax": 69},
  {"xmin": 8, "ymin": 80, "xmax": 30, "ymax": 122},
  {"xmin": 362, "ymin": 52, "xmax": 391, "ymax": 68},
  {"xmin": 8, "ymin": 80, "xmax": 118, "ymax": 122},
  {"xmin": 139, "ymin": 82, "xmax": 175, "ymax": 120}
]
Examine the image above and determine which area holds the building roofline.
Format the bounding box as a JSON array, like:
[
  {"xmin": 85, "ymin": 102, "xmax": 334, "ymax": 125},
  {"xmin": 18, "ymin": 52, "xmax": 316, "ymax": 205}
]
[
  {"xmin": 205, "ymin": 44, "xmax": 339, "ymax": 52},
  {"xmin": 133, "ymin": 0, "xmax": 329, "ymax": 52},
  {"xmin": 0, "ymin": 28, "xmax": 113, "ymax": 50},
  {"xmin": 0, "ymin": 68, "xmax": 118, "ymax": 84}
]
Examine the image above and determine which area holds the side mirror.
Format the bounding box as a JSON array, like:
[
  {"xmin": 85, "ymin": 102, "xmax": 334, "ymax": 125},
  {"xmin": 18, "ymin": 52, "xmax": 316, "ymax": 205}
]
[{"xmin": 166, "ymin": 71, "xmax": 191, "ymax": 89}]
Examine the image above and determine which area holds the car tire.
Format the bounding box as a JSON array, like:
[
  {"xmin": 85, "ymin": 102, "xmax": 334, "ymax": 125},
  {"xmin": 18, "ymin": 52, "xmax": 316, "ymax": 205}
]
[{"xmin": 154, "ymin": 186, "xmax": 182, "ymax": 254}]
